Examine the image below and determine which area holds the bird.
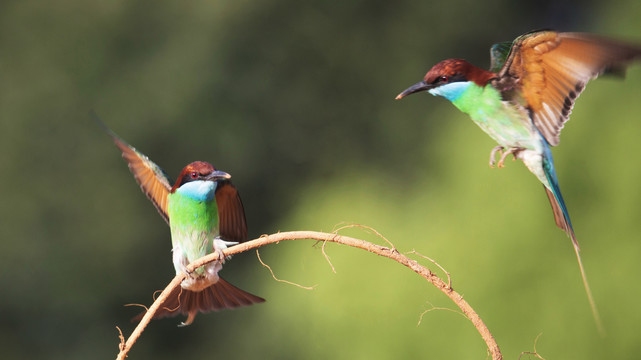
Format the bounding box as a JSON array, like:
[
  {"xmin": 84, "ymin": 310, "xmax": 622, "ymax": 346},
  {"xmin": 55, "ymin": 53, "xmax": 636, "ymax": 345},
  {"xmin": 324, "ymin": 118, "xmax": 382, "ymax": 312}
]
[
  {"xmin": 99, "ymin": 121, "xmax": 265, "ymax": 326},
  {"xmin": 395, "ymin": 30, "xmax": 641, "ymax": 331}
]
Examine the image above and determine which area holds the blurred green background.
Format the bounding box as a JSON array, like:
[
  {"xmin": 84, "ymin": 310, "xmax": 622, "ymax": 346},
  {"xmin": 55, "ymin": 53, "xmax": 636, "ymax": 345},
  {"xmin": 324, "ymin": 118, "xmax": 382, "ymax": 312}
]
[{"xmin": 2, "ymin": 0, "xmax": 641, "ymax": 359}]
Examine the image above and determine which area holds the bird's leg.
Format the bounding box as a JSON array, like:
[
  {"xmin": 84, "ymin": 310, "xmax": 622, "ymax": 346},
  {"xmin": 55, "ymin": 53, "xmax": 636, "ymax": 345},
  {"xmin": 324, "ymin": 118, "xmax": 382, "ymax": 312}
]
[
  {"xmin": 489, "ymin": 146, "xmax": 504, "ymax": 168},
  {"xmin": 172, "ymin": 247, "xmax": 194, "ymax": 277},
  {"xmin": 497, "ymin": 147, "xmax": 523, "ymax": 168},
  {"xmin": 213, "ymin": 238, "xmax": 238, "ymax": 263}
]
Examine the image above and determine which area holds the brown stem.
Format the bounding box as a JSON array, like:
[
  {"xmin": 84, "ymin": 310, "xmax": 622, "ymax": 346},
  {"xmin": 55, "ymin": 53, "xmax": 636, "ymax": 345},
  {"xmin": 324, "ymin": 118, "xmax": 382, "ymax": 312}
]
[{"xmin": 116, "ymin": 231, "xmax": 502, "ymax": 360}]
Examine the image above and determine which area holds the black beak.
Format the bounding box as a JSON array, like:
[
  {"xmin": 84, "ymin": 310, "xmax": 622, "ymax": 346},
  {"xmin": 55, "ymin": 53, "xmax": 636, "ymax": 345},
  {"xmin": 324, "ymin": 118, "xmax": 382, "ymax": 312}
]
[
  {"xmin": 205, "ymin": 170, "xmax": 232, "ymax": 181},
  {"xmin": 395, "ymin": 81, "xmax": 432, "ymax": 100}
]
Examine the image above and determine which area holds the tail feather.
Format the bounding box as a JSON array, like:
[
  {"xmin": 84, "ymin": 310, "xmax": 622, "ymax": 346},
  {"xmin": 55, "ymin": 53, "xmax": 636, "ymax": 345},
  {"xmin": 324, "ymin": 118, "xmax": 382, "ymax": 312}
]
[
  {"xmin": 132, "ymin": 277, "xmax": 265, "ymax": 325},
  {"xmin": 540, "ymin": 145, "xmax": 579, "ymax": 250},
  {"xmin": 543, "ymin": 185, "xmax": 604, "ymax": 335},
  {"xmin": 540, "ymin": 148, "xmax": 604, "ymax": 334},
  {"xmin": 544, "ymin": 187, "xmax": 578, "ymax": 250}
]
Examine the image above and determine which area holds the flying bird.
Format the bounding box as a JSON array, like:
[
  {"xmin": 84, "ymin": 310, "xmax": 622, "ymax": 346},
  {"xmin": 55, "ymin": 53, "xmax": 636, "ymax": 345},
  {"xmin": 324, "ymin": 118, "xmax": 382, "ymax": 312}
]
[{"xmin": 396, "ymin": 30, "xmax": 641, "ymax": 331}]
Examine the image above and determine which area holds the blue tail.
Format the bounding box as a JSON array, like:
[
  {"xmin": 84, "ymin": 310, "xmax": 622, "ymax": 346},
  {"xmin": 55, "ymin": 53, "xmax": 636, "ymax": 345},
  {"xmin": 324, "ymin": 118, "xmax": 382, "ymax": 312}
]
[
  {"xmin": 541, "ymin": 144, "xmax": 603, "ymax": 333},
  {"xmin": 541, "ymin": 145, "xmax": 578, "ymax": 250}
]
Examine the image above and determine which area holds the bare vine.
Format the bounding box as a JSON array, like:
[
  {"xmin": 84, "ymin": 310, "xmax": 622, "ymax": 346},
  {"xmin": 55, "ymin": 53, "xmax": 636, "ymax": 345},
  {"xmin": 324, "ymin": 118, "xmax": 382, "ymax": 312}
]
[{"xmin": 115, "ymin": 230, "xmax": 502, "ymax": 360}]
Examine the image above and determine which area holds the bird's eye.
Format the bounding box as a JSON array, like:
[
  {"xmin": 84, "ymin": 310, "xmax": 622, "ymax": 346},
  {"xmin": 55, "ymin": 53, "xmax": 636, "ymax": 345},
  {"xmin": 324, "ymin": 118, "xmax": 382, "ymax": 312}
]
[
  {"xmin": 439, "ymin": 75, "xmax": 448, "ymax": 83},
  {"xmin": 190, "ymin": 171, "xmax": 198, "ymax": 179}
]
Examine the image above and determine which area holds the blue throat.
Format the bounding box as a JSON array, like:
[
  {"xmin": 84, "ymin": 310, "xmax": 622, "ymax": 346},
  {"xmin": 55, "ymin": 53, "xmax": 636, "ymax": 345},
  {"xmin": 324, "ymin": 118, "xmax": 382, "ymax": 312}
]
[
  {"xmin": 176, "ymin": 180, "xmax": 217, "ymax": 202},
  {"xmin": 428, "ymin": 81, "xmax": 472, "ymax": 102}
]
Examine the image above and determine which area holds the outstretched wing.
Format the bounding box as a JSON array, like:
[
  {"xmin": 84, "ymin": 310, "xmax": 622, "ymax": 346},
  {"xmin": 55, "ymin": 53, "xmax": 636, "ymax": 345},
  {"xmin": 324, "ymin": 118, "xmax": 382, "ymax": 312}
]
[
  {"xmin": 498, "ymin": 31, "xmax": 641, "ymax": 146},
  {"xmin": 97, "ymin": 119, "xmax": 173, "ymax": 224},
  {"xmin": 215, "ymin": 182, "xmax": 248, "ymax": 244}
]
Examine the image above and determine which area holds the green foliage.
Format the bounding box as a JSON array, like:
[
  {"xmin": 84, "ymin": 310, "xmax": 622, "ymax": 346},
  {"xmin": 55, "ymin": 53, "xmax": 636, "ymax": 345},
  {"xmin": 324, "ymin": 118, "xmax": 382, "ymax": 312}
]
[{"xmin": 1, "ymin": 0, "xmax": 641, "ymax": 359}]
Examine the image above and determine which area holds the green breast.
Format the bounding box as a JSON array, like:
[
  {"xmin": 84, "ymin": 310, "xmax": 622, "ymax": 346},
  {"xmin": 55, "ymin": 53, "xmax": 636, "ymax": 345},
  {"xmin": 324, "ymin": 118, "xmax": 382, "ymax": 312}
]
[
  {"xmin": 451, "ymin": 83, "xmax": 537, "ymax": 149},
  {"xmin": 167, "ymin": 191, "xmax": 220, "ymax": 269},
  {"xmin": 168, "ymin": 192, "xmax": 219, "ymax": 232}
]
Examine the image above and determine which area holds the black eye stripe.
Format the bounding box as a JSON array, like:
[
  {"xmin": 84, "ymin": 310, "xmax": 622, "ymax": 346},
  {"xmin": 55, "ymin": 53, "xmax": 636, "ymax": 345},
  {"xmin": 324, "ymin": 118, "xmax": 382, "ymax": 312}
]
[{"xmin": 436, "ymin": 73, "xmax": 466, "ymax": 84}]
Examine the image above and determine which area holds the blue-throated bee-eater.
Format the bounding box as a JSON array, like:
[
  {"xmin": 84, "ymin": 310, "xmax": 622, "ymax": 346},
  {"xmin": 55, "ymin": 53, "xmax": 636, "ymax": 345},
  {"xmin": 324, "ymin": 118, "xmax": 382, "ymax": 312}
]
[
  {"xmin": 396, "ymin": 30, "xmax": 641, "ymax": 330},
  {"xmin": 101, "ymin": 123, "xmax": 264, "ymax": 326}
]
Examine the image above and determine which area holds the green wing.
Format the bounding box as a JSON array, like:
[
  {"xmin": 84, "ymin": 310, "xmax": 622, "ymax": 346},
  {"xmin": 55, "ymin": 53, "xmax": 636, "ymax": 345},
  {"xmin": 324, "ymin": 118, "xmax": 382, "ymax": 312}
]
[{"xmin": 489, "ymin": 41, "xmax": 513, "ymax": 73}]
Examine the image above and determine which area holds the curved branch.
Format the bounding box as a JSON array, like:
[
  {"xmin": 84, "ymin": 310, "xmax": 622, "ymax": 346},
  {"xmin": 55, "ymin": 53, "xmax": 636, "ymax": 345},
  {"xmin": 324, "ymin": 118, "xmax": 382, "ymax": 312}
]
[{"xmin": 116, "ymin": 231, "xmax": 502, "ymax": 360}]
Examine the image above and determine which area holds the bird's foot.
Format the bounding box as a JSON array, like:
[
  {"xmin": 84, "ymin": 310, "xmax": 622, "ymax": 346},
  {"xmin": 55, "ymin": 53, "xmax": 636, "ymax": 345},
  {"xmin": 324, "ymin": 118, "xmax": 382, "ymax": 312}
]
[
  {"xmin": 489, "ymin": 146, "xmax": 504, "ymax": 168},
  {"xmin": 213, "ymin": 237, "xmax": 238, "ymax": 263},
  {"xmin": 176, "ymin": 262, "xmax": 192, "ymax": 277},
  {"xmin": 497, "ymin": 147, "xmax": 522, "ymax": 168}
]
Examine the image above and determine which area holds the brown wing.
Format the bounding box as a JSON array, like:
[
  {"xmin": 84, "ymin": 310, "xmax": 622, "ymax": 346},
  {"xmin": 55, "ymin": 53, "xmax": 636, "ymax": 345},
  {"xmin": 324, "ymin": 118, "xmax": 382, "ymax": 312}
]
[
  {"xmin": 499, "ymin": 31, "xmax": 641, "ymax": 146},
  {"xmin": 110, "ymin": 135, "xmax": 173, "ymax": 224},
  {"xmin": 215, "ymin": 182, "xmax": 248, "ymax": 243}
]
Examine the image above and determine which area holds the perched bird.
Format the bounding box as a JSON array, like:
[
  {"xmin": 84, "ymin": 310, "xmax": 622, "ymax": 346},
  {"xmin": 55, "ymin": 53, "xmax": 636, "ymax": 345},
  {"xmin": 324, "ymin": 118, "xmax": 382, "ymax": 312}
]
[
  {"xmin": 396, "ymin": 30, "xmax": 641, "ymax": 331},
  {"xmin": 100, "ymin": 122, "xmax": 264, "ymax": 326}
]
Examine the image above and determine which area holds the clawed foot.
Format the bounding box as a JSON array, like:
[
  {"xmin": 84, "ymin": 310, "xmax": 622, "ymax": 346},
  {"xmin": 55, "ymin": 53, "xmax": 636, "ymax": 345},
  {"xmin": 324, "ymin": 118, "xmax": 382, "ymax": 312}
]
[
  {"xmin": 489, "ymin": 146, "xmax": 504, "ymax": 168},
  {"xmin": 489, "ymin": 146, "xmax": 521, "ymax": 168},
  {"xmin": 498, "ymin": 148, "xmax": 521, "ymax": 167},
  {"xmin": 213, "ymin": 238, "xmax": 238, "ymax": 263}
]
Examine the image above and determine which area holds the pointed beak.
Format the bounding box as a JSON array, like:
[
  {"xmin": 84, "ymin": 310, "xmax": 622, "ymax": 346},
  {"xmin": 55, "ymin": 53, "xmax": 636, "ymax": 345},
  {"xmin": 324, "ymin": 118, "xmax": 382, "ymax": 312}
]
[
  {"xmin": 395, "ymin": 81, "xmax": 432, "ymax": 100},
  {"xmin": 205, "ymin": 170, "xmax": 232, "ymax": 181}
]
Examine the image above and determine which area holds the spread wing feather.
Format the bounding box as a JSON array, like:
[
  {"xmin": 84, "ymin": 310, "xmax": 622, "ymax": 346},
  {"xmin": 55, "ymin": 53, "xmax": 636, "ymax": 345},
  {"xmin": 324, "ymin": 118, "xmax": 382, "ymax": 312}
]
[
  {"xmin": 98, "ymin": 120, "xmax": 173, "ymax": 224},
  {"xmin": 498, "ymin": 31, "xmax": 641, "ymax": 146}
]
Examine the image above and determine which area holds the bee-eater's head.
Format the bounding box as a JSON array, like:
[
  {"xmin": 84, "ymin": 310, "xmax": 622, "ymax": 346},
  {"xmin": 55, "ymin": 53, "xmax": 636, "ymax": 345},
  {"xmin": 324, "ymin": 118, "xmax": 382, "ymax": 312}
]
[
  {"xmin": 395, "ymin": 59, "xmax": 496, "ymax": 101},
  {"xmin": 171, "ymin": 161, "xmax": 231, "ymax": 193}
]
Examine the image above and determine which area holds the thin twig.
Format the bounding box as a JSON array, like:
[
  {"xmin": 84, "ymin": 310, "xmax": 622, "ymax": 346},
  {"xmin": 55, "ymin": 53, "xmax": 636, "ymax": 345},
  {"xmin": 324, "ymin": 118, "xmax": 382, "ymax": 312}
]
[
  {"xmin": 115, "ymin": 231, "xmax": 502, "ymax": 360},
  {"xmin": 334, "ymin": 223, "xmax": 396, "ymax": 250},
  {"xmin": 407, "ymin": 250, "xmax": 452, "ymax": 289},
  {"xmin": 321, "ymin": 240, "xmax": 337, "ymax": 273},
  {"xmin": 417, "ymin": 301, "xmax": 467, "ymax": 326},
  {"xmin": 519, "ymin": 333, "xmax": 546, "ymax": 360},
  {"xmin": 256, "ymin": 249, "xmax": 316, "ymax": 290},
  {"xmin": 116, "ymin": 327, "xmax": 125, "ymax": 352}
]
